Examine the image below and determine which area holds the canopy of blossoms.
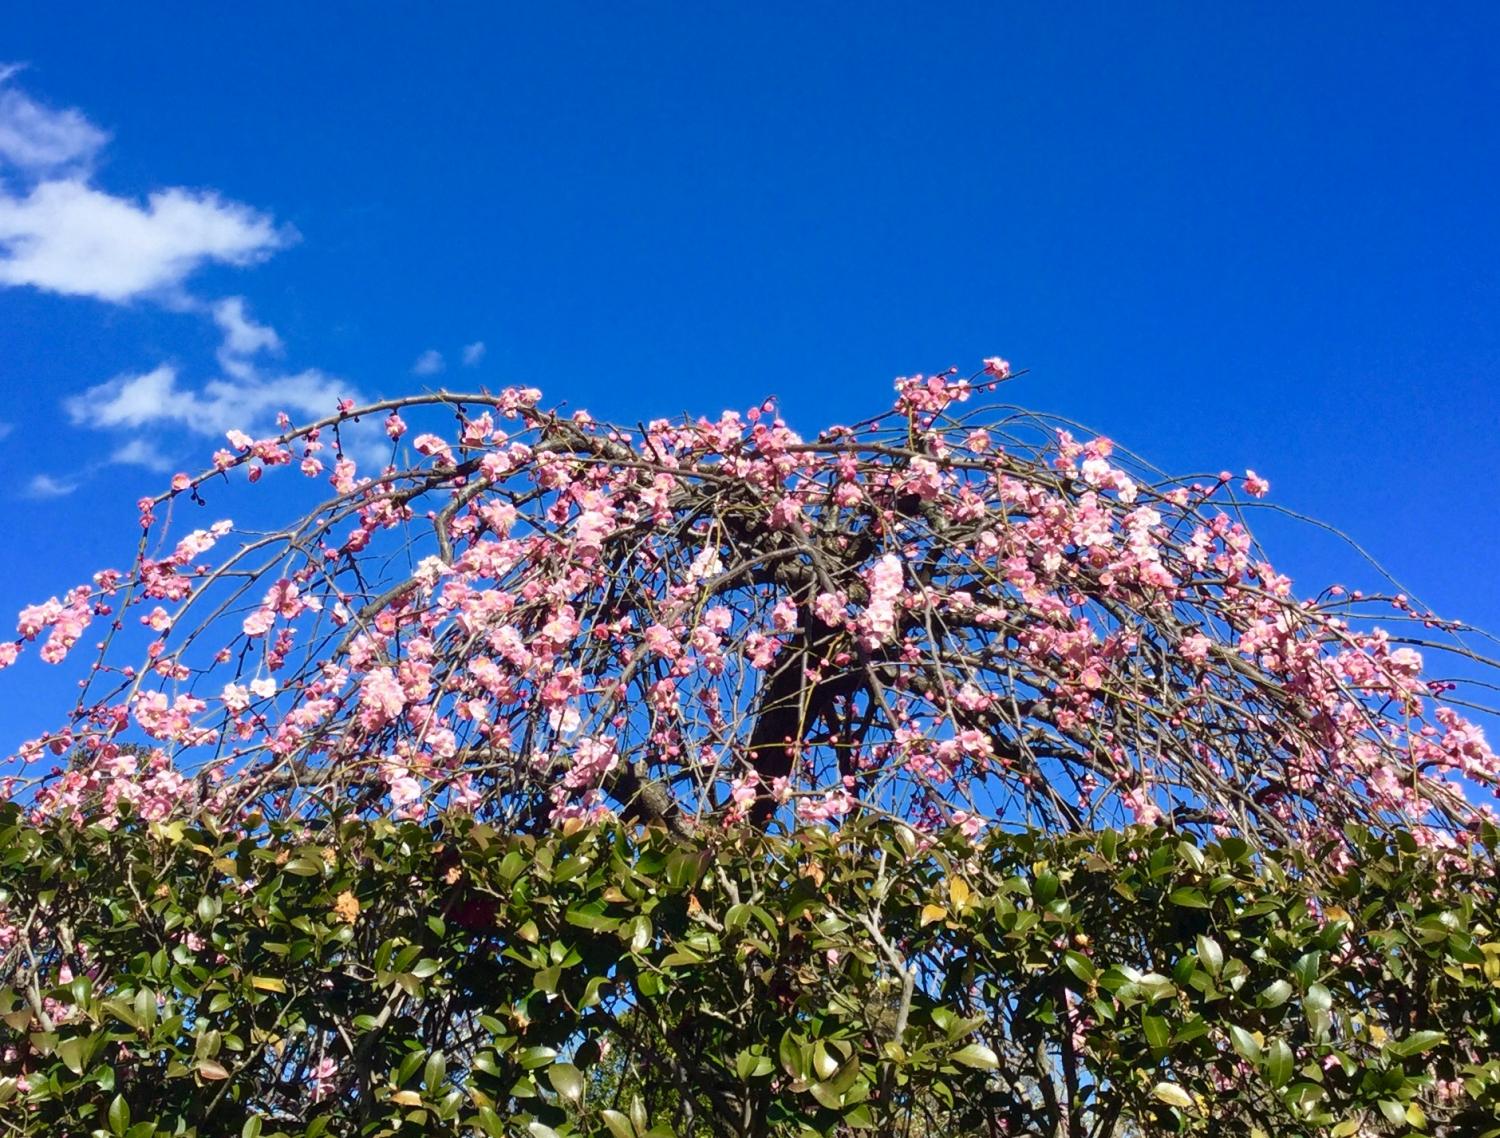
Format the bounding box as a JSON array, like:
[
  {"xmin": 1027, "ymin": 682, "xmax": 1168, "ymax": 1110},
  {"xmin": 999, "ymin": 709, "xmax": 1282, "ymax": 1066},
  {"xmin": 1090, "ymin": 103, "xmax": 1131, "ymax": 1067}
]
[{"xmin": 4, "ymin": 361, "xmax": 1496, "ymax": 856}]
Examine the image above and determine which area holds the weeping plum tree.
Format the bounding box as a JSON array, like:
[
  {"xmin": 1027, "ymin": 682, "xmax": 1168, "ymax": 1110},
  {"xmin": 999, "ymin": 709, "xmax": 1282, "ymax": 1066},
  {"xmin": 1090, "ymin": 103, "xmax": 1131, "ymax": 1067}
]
[
  {"xmin": 1, "ymin": 362, "xmax": 1497, "ymax": 1136},
  {"xmin": 11, "ymin": 359, "xmax": 1498, "ymax": 843}
]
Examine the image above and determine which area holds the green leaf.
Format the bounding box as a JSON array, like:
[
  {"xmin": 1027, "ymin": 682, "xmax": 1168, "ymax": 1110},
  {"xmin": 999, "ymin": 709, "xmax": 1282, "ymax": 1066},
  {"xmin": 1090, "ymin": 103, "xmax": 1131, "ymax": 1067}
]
[
  {"xmin": 1196, "ymin": 934, "xmax": 1223, "ymax": 976},
  {"xmin": 107, "ymin": 1093, "xmax": 130, "ymax": 1136},
  {"xmin": 423, "ymin": 1049, "xmax": 446, "ymax": 1091},
  {"xmin": 1259, "ymin": 979, "xmax": 1293, "ymax": 1007},
  {"xmin": 1151, "ymin": 1082, "xmax": 1195, "ymax": 1109},
  {"xmin": 1292, "ymin": 950, "xmax": 1322, "ymax": 989},
  {"xmin": 57, "ymin": 1036, "xmax": 86, "ymax": 1075},
  {"xmin": 1228, "ymin": 1025, "xmax": 1262, "ymax": 1063},
  {"xmin": 1063, "ymin": 951, "xmax": 1097, "ymax": 984},
  {"xmin": 735, "ymin": 1048, "xmax": 773, "ymax": 1081},
  {"xmin": 1377, "ymin": 1099, "xmax": 1407, "ymax": 1125},
  {"xmin": 843, "ymin": 1102, "xmax": 876, "ymax": 1129},
  {"xmin": 1265, "ymin": 1039, "xmax": 1293, "ymax": 1088},
  {"xmin": 1142, "ymin": 1014, "xmax": 1170, "ymax": 1051},
  {"xmin": 396, "ymin": 1049, "xmax": 427, "ymax": 1086},
  {"xmin": 1168, "ymin": 887, "xmax": 1209, "ymax": 909},
  {"xmin": 601, "ymin": 1110, "xmax": 636, "ymax": 1138},
  {"xmin": 1285, "ymin": 1082, "xmax": 1325, "ymax": 1113},
  {"xmin": 809, "ymin": 1079, "xmax": 844, "ymax": 1109},
  {"xmin": 950, "ymin": 1043, "xmax": 999, "ymax": 1070},
  {"xmin": 1385, "ymin": 1029, "xmax": 1445, "ymax": 1057},
  {"xmin": 779, "ymin": 1031, "xmax": 805, "ymax": 1079},
  {"xmin": 548, "ymin": 1062, "xmax": 584, "ymax": 1104}
]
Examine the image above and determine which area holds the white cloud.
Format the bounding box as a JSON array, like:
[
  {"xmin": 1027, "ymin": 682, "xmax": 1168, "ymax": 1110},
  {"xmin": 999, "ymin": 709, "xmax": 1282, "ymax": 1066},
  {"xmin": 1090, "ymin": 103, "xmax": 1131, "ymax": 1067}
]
[
  {"xmin": 213, "ymin": 295, "xmax": 282, "ymax": 376},
  {"xmin": 66, "ymin": 362, "xmax": 356, "ymax": 438},
  {"xmin": 0, "ymin": 68, "xmax": 290, "ymax": 304},
  {"xmin": 65, "ymin": 297, "xmax": 388, "ymax": 471},
  {"xmin": 65, "ymin": 363, "xmax": 178, "ymax": 429},
  {"xmin": 0, "ymin": 181, "xmax": 288, "ymax": 303},
  {"xmin": 461, "ymin": 340, "xmax": 486, "ymax": 366},
  {"xmin": 23, "ymin": 472, "xmax": 77, "ymax": 498},
  {"xmin": 412, "ymin": 349, "xmax": 444, "ymax": 376},
  {"xmin": 109, "ymin": 437, "xmax": 174, "ymax": 472},
  {"xmin": 0, "ymin": 65, "xmax": 108, "ymax": 176}
]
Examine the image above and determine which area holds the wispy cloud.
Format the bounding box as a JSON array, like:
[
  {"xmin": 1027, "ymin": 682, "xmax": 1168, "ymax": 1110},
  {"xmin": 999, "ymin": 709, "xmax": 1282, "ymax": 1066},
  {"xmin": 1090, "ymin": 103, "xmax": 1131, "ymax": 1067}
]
[
  {"xmin": 0, "ymin": 63, "xmax": 107, "ymax": 176},
  {"xmin": 109, "ymin": 437, "xmax": 174, "ymax": 472},
  {"xmin": 212, "ymin": 296, "xmax": 282, "ymax": 375},
  {"xmin": 0, "ymin": 66, "xmax": 291, "ymax": 305},
  {"xmin": 461, "ymin": 340, "xmax": 486, "ymax": 367},
  {"xmin": 66, "ymin": 355, "xmax": 356, "ymax": 438},
  {"xmin": 62, "ymin": 296, "xmax": 379, "ymax": 472},
  {"xmin": 411, "ymin": 349, "xmax": 445, "ymax": 376},
  {"xmin": 23, "ymin": 472, "xmax": 78, "ymax": 498}
]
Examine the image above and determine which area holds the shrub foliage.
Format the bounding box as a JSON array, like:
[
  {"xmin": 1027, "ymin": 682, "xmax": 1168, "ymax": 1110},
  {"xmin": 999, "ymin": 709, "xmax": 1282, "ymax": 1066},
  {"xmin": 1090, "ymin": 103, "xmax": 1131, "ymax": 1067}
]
[{"xmin": 2, "ymin": 809, "xmax": 1496, "ymax": 1136}]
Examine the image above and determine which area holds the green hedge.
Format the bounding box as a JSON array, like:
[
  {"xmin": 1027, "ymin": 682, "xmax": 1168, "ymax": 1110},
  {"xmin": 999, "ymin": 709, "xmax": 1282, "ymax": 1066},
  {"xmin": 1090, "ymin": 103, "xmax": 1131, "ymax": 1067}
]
[{"xmin": 1, "ymin": 808, "xmax": 1496, "ymax": 1136}]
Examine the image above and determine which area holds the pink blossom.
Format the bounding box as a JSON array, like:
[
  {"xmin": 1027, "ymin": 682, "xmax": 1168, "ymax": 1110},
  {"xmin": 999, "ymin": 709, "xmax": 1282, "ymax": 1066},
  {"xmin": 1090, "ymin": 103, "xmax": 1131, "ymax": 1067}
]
[
  {"xmin": 767, "ymin": 496, "xmax": 805, "ymax": 531},
  {"xmin": 413, "ymin": 433, "xmax": 456, "ymax": 465},
  {"xmin": 331, "ymin": 457, "xmax": 358, "ymax": 493},
  {"xmin": 770, "ymin": 598, "xmax": 799, "ymax": 631},
  {"xmin": 359, "ymin": 668, "xmax": 407, "ymax": 728},
  {"xmin": 744, "ymin": 632, "xmax": 780, "ymax": 669},
  {"xmin": 310, "ymin": 1056, "xmax": 339, "ymax": 1102},
  {"xmin": 644, "ymin": 623, "xmax": 682, "ymax": 659},
  {"xmin": 728, "ymin": 771, "xmax": 760, "ymax": 816},
  {"xmin": 854, "ymin": 554, "xmax": 904, "ymax": 650},
  {"xmin": 1179, "ymin": 633, "xmax": 1213, "ymax": 665},
  {"xmin": 386, "ymin": 768, "xmax": 422, "ymax": 811},
  {"xmin": 242, "ymin": 607, "xmax": 275, "ymax": 637},
  {"xmin": 952, "ymin": 810, "xmax": 985, "ymax": 839},
  {"xmin": 686, "ymin": 545, "xmax": 723, "ymax": 581},
  {"xmin": 813, "ymin": 591, "xmax": 847, "ymax": 626}
]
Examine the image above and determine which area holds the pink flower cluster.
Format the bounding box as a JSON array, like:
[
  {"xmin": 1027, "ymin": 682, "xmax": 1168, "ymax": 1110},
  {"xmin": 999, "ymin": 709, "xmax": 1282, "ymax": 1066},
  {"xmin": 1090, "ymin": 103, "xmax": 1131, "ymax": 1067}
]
[{"xmin": 0, "ymin": 365, "xmax": 1492, "ymax": 858}]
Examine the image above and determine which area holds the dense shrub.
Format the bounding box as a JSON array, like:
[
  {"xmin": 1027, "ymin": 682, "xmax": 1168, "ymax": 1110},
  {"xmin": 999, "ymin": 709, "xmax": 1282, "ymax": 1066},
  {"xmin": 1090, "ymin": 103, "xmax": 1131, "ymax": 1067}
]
[{"xmin": 2, "ymin": 809, "xmax": 1495, "ymax": 1136}]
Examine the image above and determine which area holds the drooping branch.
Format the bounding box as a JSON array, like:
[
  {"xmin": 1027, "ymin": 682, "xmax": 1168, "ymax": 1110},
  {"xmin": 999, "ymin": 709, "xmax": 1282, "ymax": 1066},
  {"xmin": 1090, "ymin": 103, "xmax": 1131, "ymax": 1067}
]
[{"xmin": 1, "ymin": 363, "xmax": 1495, "ymax": 855}]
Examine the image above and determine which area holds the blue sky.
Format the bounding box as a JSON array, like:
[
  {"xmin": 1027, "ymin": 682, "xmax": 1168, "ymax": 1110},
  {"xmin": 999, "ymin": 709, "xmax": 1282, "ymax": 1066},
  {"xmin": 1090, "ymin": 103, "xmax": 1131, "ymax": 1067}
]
[{"xmin": 1, "ymin": 4, "xmax": 1497, "ymax": 741}]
